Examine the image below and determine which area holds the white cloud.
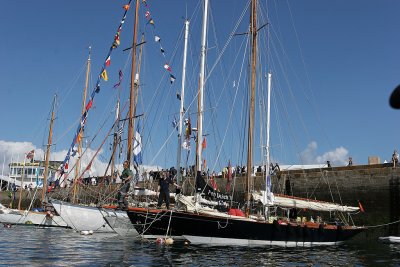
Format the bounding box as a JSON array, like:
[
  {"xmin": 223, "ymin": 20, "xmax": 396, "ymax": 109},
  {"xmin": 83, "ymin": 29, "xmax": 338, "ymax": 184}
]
[
  {"xmin": 300, "ymin": 141, "xmax": 349, "ymax": 166},
  {"xmin": 0, "ymin": 140, "xmax": 161, "ymax": 177},
  {"xmin": 0, "ymin": 140, "xmax": 108, "ymax": 177}
]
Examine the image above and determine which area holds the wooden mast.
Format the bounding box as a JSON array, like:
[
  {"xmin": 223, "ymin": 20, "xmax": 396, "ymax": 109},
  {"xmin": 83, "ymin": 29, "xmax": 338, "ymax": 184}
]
[
  {"xmin": 246, "ymin": 0, "xmax": 257, "ymax": 216},
  {"xmin": 127, "ymin": 0, "xmax": 140, "ymax": 163},
  {"xmin": 72, "ymin": 47, "xmax": 91, "ymax": 203},
  {"xmin": 41, "ymin": 94, "xmax": 57, "ymax": 203}
]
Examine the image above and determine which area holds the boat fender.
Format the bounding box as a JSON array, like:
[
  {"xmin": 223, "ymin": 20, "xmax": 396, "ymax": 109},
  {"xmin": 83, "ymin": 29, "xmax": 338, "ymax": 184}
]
[
  {"xmin": 80, "ymin": 230, "xmax": 93, "ymax": 235},
  {"xmin": 165, "ymin": 238, "xmax": 174, "ymax": 245},
  {"xmin": 156, "ymin": 238, "xmax": 165, "ymax": 245}
]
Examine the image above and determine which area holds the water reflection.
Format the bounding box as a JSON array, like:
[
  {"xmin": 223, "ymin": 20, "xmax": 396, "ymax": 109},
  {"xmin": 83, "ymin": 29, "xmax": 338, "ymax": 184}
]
[{"xmin": 0, "ymin": 226, "xmax": 399, "ymax": 266}]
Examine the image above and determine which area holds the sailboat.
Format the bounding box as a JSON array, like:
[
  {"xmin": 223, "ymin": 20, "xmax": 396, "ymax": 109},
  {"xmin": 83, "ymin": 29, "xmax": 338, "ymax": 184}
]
[
  {"xmin": 126, "ymin": 0, "xmax": 365, "ymax": 246},
  {"xmin": 0, "ymin": 95, "xmax": 68, "ymax": 228},
  {"xmin": 49, "ymin": 45, "xmax": 136, "ymax": 234},
  {"xmin": 50, "ymin": 0, "xmax": 142, "ymax": 236}
]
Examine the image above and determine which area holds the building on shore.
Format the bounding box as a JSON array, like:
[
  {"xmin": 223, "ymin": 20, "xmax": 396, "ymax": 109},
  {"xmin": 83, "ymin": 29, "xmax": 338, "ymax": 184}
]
[{"xmin": 0, "ymin": 160, "xmax": 62, "ymax": 190}]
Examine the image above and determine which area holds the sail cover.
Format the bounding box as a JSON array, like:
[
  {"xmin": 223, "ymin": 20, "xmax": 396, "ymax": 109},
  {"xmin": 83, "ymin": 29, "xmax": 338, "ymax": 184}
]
[{"xmin": 252, "ymin": 191, "xmax": 359, "ymax": 213}]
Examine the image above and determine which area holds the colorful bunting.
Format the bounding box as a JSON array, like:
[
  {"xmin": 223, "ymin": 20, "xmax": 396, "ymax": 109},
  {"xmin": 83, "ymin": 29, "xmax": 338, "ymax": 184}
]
[
  {"xmin": 202, "ymin": 138, "xmax": 207, "ymax": 149},
  {"xmin": 58, "ymin": 0, "xmax": 132, "ymax": 177},
  {"xmin": 86, "ymin": 99, "xmax": 93, "ymax": 111},
  {"xmin": 164, "ymin": 64, "xmax": 171, "ymax": 71},
  {"xmin": 172, "ymin": 117, "xmax": 178, "ymax": 131},
  {"xmin": 101, "ymin": 69, "xmax": 108, "ymax": 81},
  {"xmin": 113, "ymin": 70, "xmax": 124, "ymax": 89},
  {"xmin": 141, "ymin": 0, "xmax": 176, "ymax": 84},
  {"xmin": 170, "ymin": 74, "xmax": 176, "ymax": 84}
]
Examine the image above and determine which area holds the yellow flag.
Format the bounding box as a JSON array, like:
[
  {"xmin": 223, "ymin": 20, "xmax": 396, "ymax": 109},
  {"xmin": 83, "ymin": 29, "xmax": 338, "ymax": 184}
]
[{"xmin": 101, "ymin": 69, "xmax": 108, "ymax": 81}]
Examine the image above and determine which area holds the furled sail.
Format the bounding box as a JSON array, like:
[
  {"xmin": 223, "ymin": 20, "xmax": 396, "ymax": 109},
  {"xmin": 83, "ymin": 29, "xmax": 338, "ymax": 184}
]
[{"xmin": 252, "ymin": 191, "xmax": 360, "ymax": 213}]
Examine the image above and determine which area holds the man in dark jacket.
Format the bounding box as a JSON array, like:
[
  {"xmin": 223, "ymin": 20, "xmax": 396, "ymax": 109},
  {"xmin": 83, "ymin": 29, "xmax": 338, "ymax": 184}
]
[{"xmin": 157, "ymin": 171, "xmax": 178, "ymax": 209}]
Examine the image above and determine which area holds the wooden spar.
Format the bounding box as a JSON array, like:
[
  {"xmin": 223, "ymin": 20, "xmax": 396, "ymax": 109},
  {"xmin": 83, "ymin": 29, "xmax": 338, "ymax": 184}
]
[
  {"xmin": 246, "ymin": 0, "xmax": 257, "ymax": 216},
  {"xmin": 196, "ymin": 0, "xmax": 209, "ymax": 178},
  {"xmin": 176, "ymin": 20, "xmax": 190, "ymax": 186},
  {"xmin": 127, "ymin": 0, "xmax": 140, "ymax": 163},
  {"xmin": 72, "ymin": 47, "xmax": 91, "ymax": 204},
  {"xmin": 41, "ymin": 94, "xmax": 57, "ymax": 203}
]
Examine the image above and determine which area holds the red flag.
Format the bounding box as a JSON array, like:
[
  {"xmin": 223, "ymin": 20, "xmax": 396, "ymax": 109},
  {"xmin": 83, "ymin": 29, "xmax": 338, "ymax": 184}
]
[
  {"xmin": 85, "ymin": 99, "xmax": 93, "ymax": 111},
  {"xmin": 26, "ymin": 150, "xmax": 35, "ymax": 160},
  {"xmin": 164, "ymin": 63, "xmax": 171, "ymax": 72},
  {"xmin": 105, "ymin": 56, "xmax": 111, "ymax": 66},
  {"xmin": 202, "ymin": 138, "xmax": 207, "ymax": 149}
]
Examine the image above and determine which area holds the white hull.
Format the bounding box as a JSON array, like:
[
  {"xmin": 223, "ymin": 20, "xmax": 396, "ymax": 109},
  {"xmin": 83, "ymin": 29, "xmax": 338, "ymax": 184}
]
[
  {"xmin": 51, "ymin": 200, "xmax": 118, "ymax": 233},
  {"xmin": 379, "ymin": 236, "xmax": 400, "ymax": 243},
  {"xmin": 183, "ymin": 235, "xmax": 342, "ymax": 247},
  {"xmin": 102, "ymin": 209, "xmax": 139, "ymax": 237},
  {"xmin": 0, "ymin": 208, "xmax": 68, "ymax": 228}
]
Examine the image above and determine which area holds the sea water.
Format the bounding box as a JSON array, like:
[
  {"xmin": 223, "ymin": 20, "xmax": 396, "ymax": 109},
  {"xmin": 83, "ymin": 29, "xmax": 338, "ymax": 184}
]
[{"xmin": 0, "ymin": 226, "xmax": 399, "ymax": 266}]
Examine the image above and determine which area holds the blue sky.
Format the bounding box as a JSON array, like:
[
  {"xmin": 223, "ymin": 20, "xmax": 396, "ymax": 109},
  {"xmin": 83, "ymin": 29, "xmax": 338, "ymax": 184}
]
[{"xmin": 0, "ymin": 0, "xmax": 399, "ymax": 175}]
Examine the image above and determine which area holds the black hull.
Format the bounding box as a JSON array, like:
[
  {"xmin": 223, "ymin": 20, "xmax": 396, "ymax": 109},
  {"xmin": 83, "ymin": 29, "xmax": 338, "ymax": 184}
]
[{"xmin": 127, "ymin": 208, "xmax": 365, "ymax": 246}]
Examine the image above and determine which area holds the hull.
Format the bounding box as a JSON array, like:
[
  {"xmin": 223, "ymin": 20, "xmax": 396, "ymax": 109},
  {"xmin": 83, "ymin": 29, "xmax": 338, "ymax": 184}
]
[
  {"xmin": 0, "ymin": 208, "xmax": 68, "ymax": 228},
  {"xmin": 51, "ymin": 200, "xmax": 125, "ymax": 233},
  {"xmin": 127, "ymin": 207, "xmax": 365, "ymax": 247},
  {"xmin": 102, "ymin": 208, "xmax": 139, "ymax": 237}
]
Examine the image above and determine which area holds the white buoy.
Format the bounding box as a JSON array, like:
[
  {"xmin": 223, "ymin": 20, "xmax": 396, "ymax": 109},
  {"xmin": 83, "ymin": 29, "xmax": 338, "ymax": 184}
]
[
  {"xmin": 165, "ymin": 238, "xmax": 174, "ymax": 245},
  {"xmin": 80, "ymin": 230, "xmax": 90, "ymax": 235}
]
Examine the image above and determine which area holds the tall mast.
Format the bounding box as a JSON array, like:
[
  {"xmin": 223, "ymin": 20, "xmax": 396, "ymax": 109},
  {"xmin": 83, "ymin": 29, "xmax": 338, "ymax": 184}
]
[
  {"xmin": 265, "ymin": 72, "xmax": 271, "ymax": 192},
  {"xmin": 246, "ymin": 0, "xmax": 257, "ymax": 215},
  {"xmin": 176, "ymin": 20, "xmax": 190, "ymax": 186},
  {"xmin": 72, "ymin": 47, "xmax": 91, "ymax": 204},
  {"xmin": 127, "ymin": 0, "xmax": 140, "ymax": 163},
  {"xmin": 42, "ymin": 94, "xmax": 57, "ymax": 203},
  {"xmin": 196, "ymin": 0, "xmax": 209, "ymax": 180}
]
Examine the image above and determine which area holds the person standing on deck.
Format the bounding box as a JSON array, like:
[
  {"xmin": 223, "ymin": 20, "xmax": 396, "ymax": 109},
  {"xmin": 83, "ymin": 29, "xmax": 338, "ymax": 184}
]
[
  {"xmin": 117, "ymin": 160, "xmax": 133, "ymax": 210},
  {"xmin": 157, "ymin": 171, "xmax": 179, "ymax": 209}
]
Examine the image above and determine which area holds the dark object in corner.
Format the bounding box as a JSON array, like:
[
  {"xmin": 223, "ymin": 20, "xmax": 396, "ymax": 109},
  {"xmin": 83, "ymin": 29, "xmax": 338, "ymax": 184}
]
[{"xmin": 389, "ymin": 84, "xmax": 400, "ymax": 109}]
